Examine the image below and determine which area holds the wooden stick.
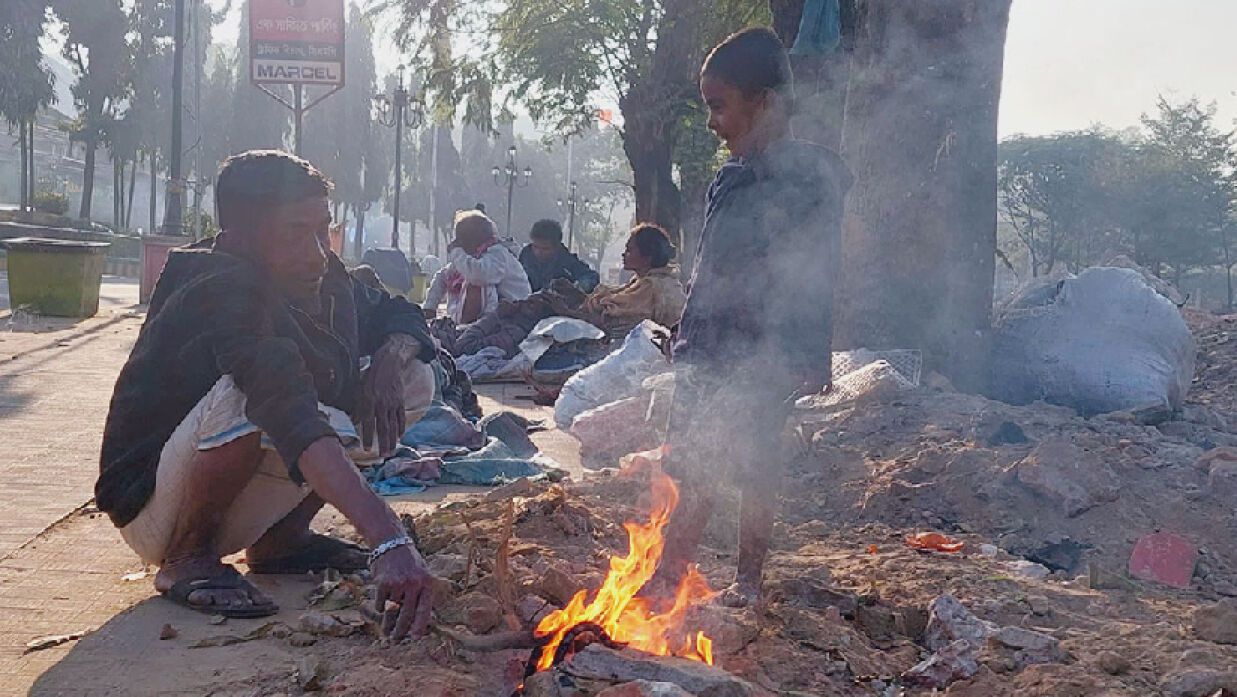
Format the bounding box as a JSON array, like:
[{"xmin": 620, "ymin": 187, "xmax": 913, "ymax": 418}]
[
  {"xmin": 433, "ymin": 626, "xmax": 540, "ymax": 652},
  {"xmin": 494, "ymin": 499, "xmax": 520, "ymax": 631},
  {"xmin": 458, "ymin": 509, "xmax": 479, "ymax": 589}
]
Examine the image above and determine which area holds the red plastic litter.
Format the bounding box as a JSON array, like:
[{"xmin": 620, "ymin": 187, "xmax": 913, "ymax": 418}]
[{"xmin": 1128, "ymin": 532, "xmax": 1198, "ymax": 589}]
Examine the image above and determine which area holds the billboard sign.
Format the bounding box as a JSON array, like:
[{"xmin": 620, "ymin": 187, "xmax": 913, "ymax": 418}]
[{"xmin": 250, "ymin": 0, "xmax": 345, "ymax": 86}]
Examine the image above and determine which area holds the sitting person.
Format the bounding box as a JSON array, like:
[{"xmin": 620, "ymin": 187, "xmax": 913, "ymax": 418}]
[
  {"xmin": 424, "ymin": 210, "xmax": 532, "ymax": 324},
  {"xmin": 566, "ymin": 224, "xmax": 687, "ymax": 337},
  {"xmin": 430, "ymin": 225, "xmax": 685, "ymax": 360},
  {"xmin": 97, "ymin": 151, "xmax": 438, "ymax": 637},
  {"xmin": 519, "ymin": 219, "xmax": 601, "ymax": 293}
]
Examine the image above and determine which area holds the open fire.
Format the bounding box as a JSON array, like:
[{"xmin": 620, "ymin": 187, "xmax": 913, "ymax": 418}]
[{"xmin": 529, "ymin": 448, "xmax": 717, "ymax": 672}]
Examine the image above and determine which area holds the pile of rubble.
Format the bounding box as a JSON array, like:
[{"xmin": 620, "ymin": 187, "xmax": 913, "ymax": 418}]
[
  {"xmin": 176, "ymin": 313, "xmax": 1237, "ymax": 697},
  {"xmin": 266, "ymin": 437, "xmax": 1237, "ymax": 696},
  {"xmin": 788, "ymin": 384, "xmax": 1237, "ymax": 591}
]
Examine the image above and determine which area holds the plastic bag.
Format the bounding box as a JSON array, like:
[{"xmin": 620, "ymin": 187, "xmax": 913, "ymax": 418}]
[
  {"xmin": 553, "ymin": 320, "xmax": 670, "ymax": 429},
  {"xmin": 989, "ymin": 266, "xmax": 1196, "ymax": 415}
]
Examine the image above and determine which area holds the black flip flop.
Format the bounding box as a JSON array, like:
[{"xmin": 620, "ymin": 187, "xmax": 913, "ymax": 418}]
[
  {"xmin": 162, "ymin": 567, "xmax": 279, "ymax": 618},
  {"xmin": 247, "ymin": 535, "xmax": 370, "ymax": 575}
]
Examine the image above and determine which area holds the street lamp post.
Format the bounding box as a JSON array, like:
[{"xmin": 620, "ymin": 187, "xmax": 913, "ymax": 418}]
[
  {"xmin": 557, "ymin": 181, "xmax": 588, "ymax": 252},
  {"xmin": 161, "ymin": 0, "xmax": 187, "ymax": 237},
  {"xmin": 492, "ymin": 146, "xmax": 531, "ymax": 237},
  {"xmin": 374, "ymin": 65, "xmax": 424, "ymax": 254}
]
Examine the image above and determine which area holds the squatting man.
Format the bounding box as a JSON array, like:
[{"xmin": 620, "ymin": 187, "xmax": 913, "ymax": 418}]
[{"xmin": 97, "ymin": 151, "xmax": 437, "ymax": 638}]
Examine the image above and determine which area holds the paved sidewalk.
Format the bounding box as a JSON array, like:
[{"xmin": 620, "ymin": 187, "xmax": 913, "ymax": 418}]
[
  {"xmin": 0, "ymin": 277, "xmax": 143, "ymax": 559},
  {"xmin": 0, "ymin": 511, "xmax": 152, "ymax": 697}
]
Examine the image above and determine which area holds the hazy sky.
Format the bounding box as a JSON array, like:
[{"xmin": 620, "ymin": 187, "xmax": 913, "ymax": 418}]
[
  {"xmin": 203, "ymin": 0, "xmax": 1237, "ymax": 139},
  {"xmin": 1000, "ymin": 0, "xmax": 1237, "ymax": 137}
]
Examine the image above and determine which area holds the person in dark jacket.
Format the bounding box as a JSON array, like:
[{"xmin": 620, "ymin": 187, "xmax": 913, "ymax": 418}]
[
  {"xmin": 97, "ymin": 151, "xmax": 438, "ymax": 637},
  {"xmin": 518, "ymin": 219, "xmax": 601, "ymax": 293},
  {"xmin": 647, "ymin": 28, "xmax": 853, "ymax": 608}
]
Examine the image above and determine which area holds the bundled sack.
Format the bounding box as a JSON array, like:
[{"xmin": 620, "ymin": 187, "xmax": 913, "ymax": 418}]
[
  {"xmin": 554, "ymin": 320, "xmax": 670, "ymax": 429},
  {"xmin": 988, "ymin": 266, "xmax": 1195, "ymax": 415},
  {"xmin": 570, "ymin": 372, "xmax": 677, "ymax": 464}
]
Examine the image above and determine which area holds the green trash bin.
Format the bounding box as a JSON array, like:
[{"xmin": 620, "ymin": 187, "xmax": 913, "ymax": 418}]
[{"xmin": 2, "ymin": 237, "xmax": 111, "ymax": 318}]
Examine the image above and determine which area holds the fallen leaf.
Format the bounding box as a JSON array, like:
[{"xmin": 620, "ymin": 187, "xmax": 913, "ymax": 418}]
[
  {"xmin": 188, "ymin": 621, "xmax": 287, "ymax": 648},
  {"xmin": 24, "ymin": 629, "xmax": 92, "ymax": 654},
  {"xmin": 905, "ymin": 532, "xmax": 964, "ymax": 553}
]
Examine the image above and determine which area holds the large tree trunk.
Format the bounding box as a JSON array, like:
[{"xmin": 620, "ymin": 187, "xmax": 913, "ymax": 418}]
[
  {"xmin": 618, "ymin": 0, "xmax": 700, "ymax": 238},
  {"xmin": 19, "ymin": 121, "xmax": 29, "ymax": 212},
  {"xmin": 774, "ymin": 0, "xmax": 1011, "ymax": 392},
  {"xmin": 113, "ymin": 157, "xmax": 122, "ymax": 228},
  {"xmin": 27, "ymin": 121, "xmax": 35, "ymax": 210},
  {"xmin": 126, "ymin": 157, "xmax": 137, "ymax": 229},
  {"xmin": 80, "ymin": 134, "xmax": 98, "ymax": 219},
  {"xmin": 354, "ymin": 205, "xmax": 366, "ymax": 260},
  {"xmin": 621, "ymin": 113, "xmax": 682, "ymax": 237},
  {"xmin": 678, "ymin": 169, "xmax": 710, "ymax": 278},
  {"xmin": 149, "ymin": 149, "xmax": 158, "ymax": 234}
]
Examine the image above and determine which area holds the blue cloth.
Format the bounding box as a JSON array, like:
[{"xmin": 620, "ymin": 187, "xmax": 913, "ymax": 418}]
[
  {"xmin": 367, "ymin": 439, "xmax": 546, "ymax": 494},
  {"xmin": 400, "ymin": 403, "xmax": 486, "ymax": 451},
  {"xmin": 369, "ymin": 408, "xmax": 548, "ymax": 495},
  {"xmin": 363, "ymin": 445, "xmax": 430, "ymax": 495},
  {"xmin": 789, "ymin": 0, "xmax": 841, "ymax": 56},
  {"xmin": 438, "ymin": 439, "xmax": 545, "ymax": 485}
]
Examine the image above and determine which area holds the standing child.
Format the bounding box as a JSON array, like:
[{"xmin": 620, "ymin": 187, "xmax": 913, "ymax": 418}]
[{"xmin": 650, "ymin": 27, "xmax": 852, "ymax": 607}]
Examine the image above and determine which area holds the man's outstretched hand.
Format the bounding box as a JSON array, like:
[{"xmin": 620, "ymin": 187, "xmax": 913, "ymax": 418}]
[
  {"xmin": 372, "ymin": 545, "xmax": 435, "ymax": 639},
  {"xmin": 354, "ymin": 335, "xmax": 419, "ymax": 456}
]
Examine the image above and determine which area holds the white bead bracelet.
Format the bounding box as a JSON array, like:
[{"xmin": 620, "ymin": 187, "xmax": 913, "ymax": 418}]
[{"xmin": 368, "ymin": 535, "xmax": 413, "ymax": 566}]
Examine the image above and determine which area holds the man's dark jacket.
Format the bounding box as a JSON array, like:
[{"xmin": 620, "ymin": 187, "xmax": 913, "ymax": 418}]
[
  {"xmin": 518, "ymin": 244, "xmax": 600, "ymax": 293},
  {"xmin": 97, "ymin": 242, "xmax": 435, "ymax": 528}
]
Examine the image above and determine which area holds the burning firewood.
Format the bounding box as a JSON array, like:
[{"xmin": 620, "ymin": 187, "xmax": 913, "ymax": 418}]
[
  {"xmin": 528, "ymin": 470, "xmax": 718, "ymax": 673},
  {"xmin": 524, "ymin": 621, "xmax": 627, "ymax": 678}
]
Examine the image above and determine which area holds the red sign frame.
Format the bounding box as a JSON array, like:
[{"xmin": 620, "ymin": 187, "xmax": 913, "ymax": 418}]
[{"xmin": 249, "ymin": 0, "xmax": 346, "ymax": 86}]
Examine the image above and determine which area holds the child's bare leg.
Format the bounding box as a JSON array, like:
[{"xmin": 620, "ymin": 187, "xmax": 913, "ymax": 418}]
[{"xmin": 719, "ymin": 474, "xmax": 778, "ymax": 608}]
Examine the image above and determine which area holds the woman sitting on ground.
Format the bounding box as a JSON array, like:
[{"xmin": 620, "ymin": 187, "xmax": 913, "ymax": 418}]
[{"xmin": 561, "ymin": 224, "xmax": 686, "ymax": 338}]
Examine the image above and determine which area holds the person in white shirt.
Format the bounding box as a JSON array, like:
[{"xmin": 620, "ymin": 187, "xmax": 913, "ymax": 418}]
[{"xmin": 423, "ymin": 210, "xmax": 531, "ymax": 323}]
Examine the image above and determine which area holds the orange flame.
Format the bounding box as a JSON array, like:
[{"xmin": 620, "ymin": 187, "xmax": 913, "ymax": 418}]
[
  {"xmin": 696, "ymin": 631, "xmax": 713, "ymax": 665},
  {"xmin": 533, "ymin": 450, "xmax": 717, "ymax": 671}
]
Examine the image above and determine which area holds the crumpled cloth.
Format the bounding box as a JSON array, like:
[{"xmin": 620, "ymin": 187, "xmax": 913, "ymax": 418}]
[
  {"xmin": 789, "ymin": 0, "xmax": 841, "ymax": 56},
  {"xmin": 367, "ymin": 409, "xmax": 555, "ymax": 495},
  {"xmin": 401, "ymin": 403, "xmax": 487, "ymax": 451},
  {"xmin": 365, "ymin": 448, "xmax": 444, "ymax": 495},
  {"xmin": 455, "ymin": 346, "xmax": 515, "ymax": 380}
]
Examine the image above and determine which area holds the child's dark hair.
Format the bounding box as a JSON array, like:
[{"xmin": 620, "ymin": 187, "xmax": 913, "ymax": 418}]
[
  {"xmin": 630, "ymin": 223, "xmax": 675, "ymax": 269},
  {"xmin": 700, "ymin": 27, "xmax": 793, "ymax": 100},
  {"xmin": 529, "ymin": 219, "xmax": 564, "ymax": 244}
]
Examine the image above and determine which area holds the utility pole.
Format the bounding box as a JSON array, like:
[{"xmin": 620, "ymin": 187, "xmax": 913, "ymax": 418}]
[
  {"xmin": 429, "ymin": 123, "xmax": 439, "ymax": 255},
  {"xmin": 492, "ymin": 145, "xmax": 531, "ymax": 237},
  {"xmin": 294, "ymin": 85, "xmax": 304, "ymax": 156},
  {"xmin": 191, "ymin": 0, "xmax": 203, "ymax": 239},
  {"xmin": 374, "ymin": 65, "xmax": 424, "ymax": 253},
  {"xmin": 161, "ymin": 0, "xmax": 187, "ymax": 236},
  {"xmin": 558, "ymin": 181, "xmax": 587, "ymax": 252}
]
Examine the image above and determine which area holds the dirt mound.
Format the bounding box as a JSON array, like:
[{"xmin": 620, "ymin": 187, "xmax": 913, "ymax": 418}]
[
  {"xmin": 298, "ymin": 463, "xmax": 1237, "ymax": 696},
  {"xmin": 1184, "ymin": 308, "xmax": 1237, "ymax": 425},
  {"xmin": 785, "ymin": 387, "xmax": 1237, "ymax": 591}
]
